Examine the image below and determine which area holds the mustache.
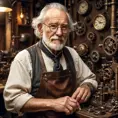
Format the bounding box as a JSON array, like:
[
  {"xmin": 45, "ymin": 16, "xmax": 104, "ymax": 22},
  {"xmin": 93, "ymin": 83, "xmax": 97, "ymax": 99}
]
[{"xmin": 50, "ymin": 36, "xmax": 65, "ymax": 41}]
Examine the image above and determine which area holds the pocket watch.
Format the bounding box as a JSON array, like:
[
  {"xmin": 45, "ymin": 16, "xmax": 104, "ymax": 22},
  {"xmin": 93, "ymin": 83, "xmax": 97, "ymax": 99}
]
[
  {"xmin": 78, "ymin": 0, "xmax": 91, "ymax": 15},
  {"xmin": 93, "ymin": 14, "xmax": 107, "ymax": 31}
]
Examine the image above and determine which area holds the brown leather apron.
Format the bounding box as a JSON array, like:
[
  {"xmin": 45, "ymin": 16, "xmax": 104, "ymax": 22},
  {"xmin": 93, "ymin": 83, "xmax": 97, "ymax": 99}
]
[{"xmin": 24, "ymin": 46, "xmax": 77, "ymax": 118}]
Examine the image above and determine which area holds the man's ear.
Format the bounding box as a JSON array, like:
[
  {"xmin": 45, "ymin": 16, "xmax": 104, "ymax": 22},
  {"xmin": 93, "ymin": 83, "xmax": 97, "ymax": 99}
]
[{"xmin": 38, "ymin": 24, "xmax": 43, "ymax": 36}]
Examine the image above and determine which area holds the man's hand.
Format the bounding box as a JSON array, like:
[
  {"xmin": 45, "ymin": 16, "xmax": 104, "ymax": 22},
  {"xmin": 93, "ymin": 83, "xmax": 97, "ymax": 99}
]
[
  {"xmin": 52, "ymin": 96, "xmax": 80, "ymax": 115},
  {"xmin": 72, "ymin": 84, "xmax": 91, "ymax": 103}
]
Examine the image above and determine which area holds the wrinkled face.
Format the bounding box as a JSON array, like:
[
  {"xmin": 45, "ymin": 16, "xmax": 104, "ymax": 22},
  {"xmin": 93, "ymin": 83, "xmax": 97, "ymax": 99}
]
[{"xmin": 41, "ymin": 8, "xmax": 70, "ymax": 51}]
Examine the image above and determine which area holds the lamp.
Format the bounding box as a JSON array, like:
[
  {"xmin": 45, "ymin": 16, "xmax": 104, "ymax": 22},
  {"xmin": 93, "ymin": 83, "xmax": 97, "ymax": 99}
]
[
  {"xmin": 0, "ymin": 0, "xmax": 12, "ymax": 12},
  {"xmin": 20, "ymin": 6, "xmax": 24, "ymax": 19}
]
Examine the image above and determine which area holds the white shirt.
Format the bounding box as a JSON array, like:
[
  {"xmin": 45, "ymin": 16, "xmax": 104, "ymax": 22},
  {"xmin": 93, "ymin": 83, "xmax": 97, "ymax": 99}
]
[{"xmin": 3, "ymin": 46, "xmax": 98, "ymax": 113}]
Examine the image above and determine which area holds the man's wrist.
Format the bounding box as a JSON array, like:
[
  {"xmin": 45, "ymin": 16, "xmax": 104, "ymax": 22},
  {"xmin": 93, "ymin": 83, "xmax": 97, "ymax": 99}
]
[
  {"xmin": 46, "ymin": 99, "xmax": 56, "ymax": 111},
  {"xmin": 80, "ymin": 82, "xmax": 95, "ymax": 94}
]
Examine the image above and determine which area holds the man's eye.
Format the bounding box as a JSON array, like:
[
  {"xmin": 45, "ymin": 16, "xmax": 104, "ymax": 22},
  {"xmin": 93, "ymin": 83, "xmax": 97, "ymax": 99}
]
[
  {"xmin": 50, "ymin": 25, "xmax": 57, "ymax": 29},
  {"xmin": 61, "ymin": 26, "xmax": 68, "ymax": 30},
  {"xmin": 62, "ymin": 26, "xmax": 67, "ymax": 29}
]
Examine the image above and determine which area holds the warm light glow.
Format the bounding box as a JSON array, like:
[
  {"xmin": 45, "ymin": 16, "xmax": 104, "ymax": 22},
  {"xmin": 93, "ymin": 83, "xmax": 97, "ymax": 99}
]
[
  {"xmin": 20, "ymin": 12, "xmax": 24, "ymax": 19},
  {"xmin": 0, "ymin": 7, "xmax": 12, "ymax": 12},
  {"xmin": 20, "ymin": 7, "xmax": 24, "ymax": 19}
]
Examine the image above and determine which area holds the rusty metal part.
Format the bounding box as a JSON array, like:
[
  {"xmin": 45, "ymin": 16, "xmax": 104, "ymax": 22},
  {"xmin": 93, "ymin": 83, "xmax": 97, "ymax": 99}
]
[
  {"xmin": 102, "ymin": 67, "xmax": 114, "ymax": 81},
  {"xmin": 87, "ymin": 32, "xmax": 96, "ymax": 42},
  {"xmin": 90, "ymin": 50, "xmax": 100, "ymax": 62},
  {"xmin": 74, "ymin": 21, "xmax": 86, "ymax": 36},
  {"xmin": 86, "ymin": 60, "xmax": 94, "ymax": 71},
  {"xmin": 103, "ymin": 36, "xmax": 117, "ymax": 56},
  {"xmin": 95, "ymin": 0, "xmax": 104, "ymax": 10},
  {"xmin": 77, "ymin": 43, "xmax": 89, "ymax": 56}
]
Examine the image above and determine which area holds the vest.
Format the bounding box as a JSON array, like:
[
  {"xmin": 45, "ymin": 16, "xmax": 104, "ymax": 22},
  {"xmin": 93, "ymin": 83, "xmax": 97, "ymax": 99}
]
[{"xmin": 26, "ymin": 42, "xmax": 76, "ymax": 96}]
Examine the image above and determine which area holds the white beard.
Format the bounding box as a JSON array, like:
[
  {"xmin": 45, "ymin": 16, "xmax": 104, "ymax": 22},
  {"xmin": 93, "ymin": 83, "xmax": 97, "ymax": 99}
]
[{"xmin": 42, "ymin": 32, "xmax": 67, "ymax": 51}]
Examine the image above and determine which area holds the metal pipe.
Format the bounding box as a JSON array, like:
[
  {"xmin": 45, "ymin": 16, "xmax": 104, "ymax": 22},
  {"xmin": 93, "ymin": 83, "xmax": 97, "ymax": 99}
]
[{"xmin": 111, "ymin": 0, "xmax": 117, "ymax": 36}]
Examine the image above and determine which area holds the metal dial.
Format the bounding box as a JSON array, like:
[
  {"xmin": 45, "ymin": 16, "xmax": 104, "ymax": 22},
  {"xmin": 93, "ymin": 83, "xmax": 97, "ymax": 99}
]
[
  {"xmin": 78, "ymin": 0, "xmax": 90, "ymax": 15},
  {"xmin": 93, "ymin": 14, "xmax": 107, "ymax": 31},
  {"xmin": 103, "ymin": 36, "xmax": 117, "ymax": 56}
]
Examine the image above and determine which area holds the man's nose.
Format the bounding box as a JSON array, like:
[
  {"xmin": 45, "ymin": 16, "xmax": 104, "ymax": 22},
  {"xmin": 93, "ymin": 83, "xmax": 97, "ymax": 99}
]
[{"xmin": 56, "ymin": 27, "xmax": 63, "ymax": 36}]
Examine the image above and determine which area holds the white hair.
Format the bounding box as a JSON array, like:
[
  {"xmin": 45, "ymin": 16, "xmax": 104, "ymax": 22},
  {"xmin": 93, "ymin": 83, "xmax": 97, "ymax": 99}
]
[{"xmin": 32, "ymin": 2, "xmax": 74, "ymax": 39}]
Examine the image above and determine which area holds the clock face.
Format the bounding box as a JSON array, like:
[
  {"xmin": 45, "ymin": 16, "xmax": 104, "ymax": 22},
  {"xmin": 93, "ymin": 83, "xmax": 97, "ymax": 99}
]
[
  {"xmin": 78, "ymin": 0, "xmax": 89, "ymax": 15},
  {"xmin": 93, "ymin": 14, "xmax": 107, "ymax": 31}
]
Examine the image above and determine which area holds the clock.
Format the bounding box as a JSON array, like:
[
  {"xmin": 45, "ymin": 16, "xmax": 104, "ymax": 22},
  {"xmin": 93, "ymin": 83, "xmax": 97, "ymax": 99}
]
[
  {"xmin": 93, "ymin": 14, "xmax": 107, "ymax": 31},
  {"xmin": 78, "ymin": 0, "xmax": 91, "ymax": 15}
]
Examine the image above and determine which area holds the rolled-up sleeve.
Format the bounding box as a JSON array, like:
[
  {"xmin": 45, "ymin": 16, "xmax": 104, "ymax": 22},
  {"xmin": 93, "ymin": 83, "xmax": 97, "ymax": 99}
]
[{"xmin": 3, "ymin": 50, "xmax": 33, "ymax": 113}]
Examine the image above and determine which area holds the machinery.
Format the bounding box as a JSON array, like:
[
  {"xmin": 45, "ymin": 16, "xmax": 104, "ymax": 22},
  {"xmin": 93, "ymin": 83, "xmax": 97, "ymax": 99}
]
[
  {"xmin": 1, "ymin": 0, "xmax": 118, "ymax": 117},
  {"xmin": 65, "ymin": 0, "xmax": 118, "ymax": 117}
]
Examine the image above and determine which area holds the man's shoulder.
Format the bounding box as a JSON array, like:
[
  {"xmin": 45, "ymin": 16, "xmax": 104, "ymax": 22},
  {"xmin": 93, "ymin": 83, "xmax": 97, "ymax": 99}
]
[{"xmin": 14, "ymin": 49, "xmax": 30, "ymax": 62}]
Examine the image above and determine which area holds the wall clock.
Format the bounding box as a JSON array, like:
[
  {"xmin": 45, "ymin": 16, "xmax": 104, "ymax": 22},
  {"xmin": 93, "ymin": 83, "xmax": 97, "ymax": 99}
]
[
  {"xmin": 93, "ymin": 14, "xmax": 107, "ymax": 31},
  {"xmin": 78, "ymin": 0, "xmax": 91, "ymax": 15}
]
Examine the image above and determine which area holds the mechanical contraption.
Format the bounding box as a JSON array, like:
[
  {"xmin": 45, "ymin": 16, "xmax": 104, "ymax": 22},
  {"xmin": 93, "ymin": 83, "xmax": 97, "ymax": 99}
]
[{"xmin": 65, "ymin": 0, "xmax": 118, "ymax": 117}]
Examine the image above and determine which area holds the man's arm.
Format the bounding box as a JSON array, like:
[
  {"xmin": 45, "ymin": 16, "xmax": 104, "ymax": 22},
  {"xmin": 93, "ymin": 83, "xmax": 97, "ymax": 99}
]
[
  {"xmin": 72, "ymin": 83, "xmax": 91, "ymax": 103},
  {"xmin": 3, "ymin": 50, "xmax": 80, "ymax": 115},
  {"xmin": 3, "ymin": 50, "xmax": 33, "ymax": 113},
  {"xmin": 67, "ymin": 47, "xmax": 98, "ymax": 103},
  {"xmin": 21, "ymin": 96, "xmax": 80, "ymax": 115}
]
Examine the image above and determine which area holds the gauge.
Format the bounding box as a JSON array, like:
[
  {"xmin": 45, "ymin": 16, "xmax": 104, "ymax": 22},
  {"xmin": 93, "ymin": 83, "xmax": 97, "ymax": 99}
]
[
  {"xmin": 78, "ymin": 0, "xmax": 91, "ymax": 15},
  {"xmin": 93, "ymin": 14, "xmax": 107, "ymax": 31}
]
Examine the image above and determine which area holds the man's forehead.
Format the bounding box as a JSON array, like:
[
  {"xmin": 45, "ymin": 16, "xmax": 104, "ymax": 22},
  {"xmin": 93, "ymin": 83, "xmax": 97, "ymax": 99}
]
[
  {"xmin": 44, "ymin": 8, "xmax": 68, "ymax": 21},
  {"xmin": 46, "ymin": 17, "xmax": 68, "ymax": 22}
]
